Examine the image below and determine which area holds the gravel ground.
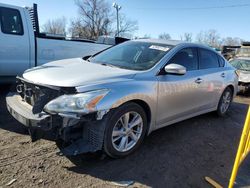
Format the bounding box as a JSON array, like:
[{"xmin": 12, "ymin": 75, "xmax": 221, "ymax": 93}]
[{"xmin": 0, "ymin": 85, "xmax": 249, "ymax": 188}]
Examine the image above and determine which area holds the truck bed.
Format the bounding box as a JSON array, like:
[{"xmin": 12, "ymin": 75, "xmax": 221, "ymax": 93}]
[{"xmin": 37, "ymin": 38, "xmax": 110, "ymax": 66}]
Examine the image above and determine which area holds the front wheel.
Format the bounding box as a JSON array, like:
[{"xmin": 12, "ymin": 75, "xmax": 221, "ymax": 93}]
[
  {"xmin": 103, "ymin": 103, "xmax": 147, "ymax": 158},
  {"xmin": 217, "ymin": 87, "xmax": 233, "ymax": 116}
]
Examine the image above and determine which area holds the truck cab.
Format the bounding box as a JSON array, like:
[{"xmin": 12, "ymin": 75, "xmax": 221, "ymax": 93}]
[{"xmin": 0, "ymin": 3, "xmax": 34, "ymax": 82}]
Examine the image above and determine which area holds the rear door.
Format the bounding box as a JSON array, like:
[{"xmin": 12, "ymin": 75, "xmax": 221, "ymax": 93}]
[
  {"xmin": 0, "ymin": 6, "xmax": 30, "ymax": 76},
  {"xmin": 197, "ymin": 48, "xmax": 225, "ymax": 109}
]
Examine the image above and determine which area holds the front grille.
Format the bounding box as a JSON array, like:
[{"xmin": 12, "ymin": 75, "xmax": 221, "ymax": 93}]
[{"xmin": 16, "ymin": 79, "xmax": 60, "ymax": 114}]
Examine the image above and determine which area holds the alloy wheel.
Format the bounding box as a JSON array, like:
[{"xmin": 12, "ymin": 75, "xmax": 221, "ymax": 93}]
[
  {"xmin": 220, "ymin": 90, "xmax": 232, "ymax": 114},
  {"xmin": 111, "ymin": 111, "xmax": 143, "ymax": 152}
]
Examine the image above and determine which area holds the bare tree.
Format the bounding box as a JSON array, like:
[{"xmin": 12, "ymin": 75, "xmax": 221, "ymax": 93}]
[
  {"xmin": 196, "ymin": 30, "xmax": 221, "ymax": 48},
  {"xmin": 41, "ymin": 17, "xmax": 67, "ymax": 35},
  {"xmin": 69, "ymin": 19, "xmax": 90, "ymax": 38},
  {"xmin": 196, "ymin": 31, "xmax": 205, "ymax": 44},
  {"xmin": 70, "ymin": 0, "xmax": 138, "ymax": 40},
  {"xmin": 180, "ymin": 32, "xmax": 192, "ymax": 42},
  {"xmin": 206, "ymin": 29, "xmax": 221, "ymax": 47},
  {"xmin": 117, "ymin": 14, "xmax": 138, "ymax": 38},
  {"xmin": 158, "ymin": 33, "xmax": 171, "ymax": 40},
  {"xmin": 70, "ymin": 0, "xmax": 113, "ymax": 40},
  {"xmin": 222, "ymin": 37, "xmax": 242, "ymax": 46}
]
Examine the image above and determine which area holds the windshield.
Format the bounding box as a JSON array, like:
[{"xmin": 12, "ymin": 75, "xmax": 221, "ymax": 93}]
[
  {"xmin": 90, "ymin": 41, "xmax": 172, "ymax": 71},
  {"xmin": 230, "ymin": 59, "xmax": 250, "ymax": 71}
]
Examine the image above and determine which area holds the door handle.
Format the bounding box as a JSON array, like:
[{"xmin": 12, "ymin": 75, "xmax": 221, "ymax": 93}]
[
  {"xmin": 221, "ymin": 73, "xmax": 225, "ymax": 78},
  {"xmin": 195, "ymin": 78, "xmax": 203, "ymax": 84}
]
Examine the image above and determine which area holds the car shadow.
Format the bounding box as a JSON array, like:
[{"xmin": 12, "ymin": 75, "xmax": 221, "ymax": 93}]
[{"xmin": 64, "ymin": 102, "xmax": 248, "ymax": 187}]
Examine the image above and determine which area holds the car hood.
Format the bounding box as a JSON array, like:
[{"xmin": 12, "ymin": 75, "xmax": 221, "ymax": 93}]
[
  {"xmin": 23, "ymin": 58, "xmax": 137, "ymax": 87},
  {"xmin": 238, "ymin": 70, "xmax": 250, "ymax": 83}
]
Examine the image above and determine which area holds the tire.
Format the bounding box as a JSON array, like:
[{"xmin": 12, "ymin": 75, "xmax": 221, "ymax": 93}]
[
  {"xmin": 103, "ymin": 102, "xmax": 147, "ymax": 158},
  {"xmin": 217, "ymin": 87, "xmax": 233, "ymax": 116}
]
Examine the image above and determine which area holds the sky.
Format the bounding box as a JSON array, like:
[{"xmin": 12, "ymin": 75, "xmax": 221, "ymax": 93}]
[{"xmin": 1, "ymin": 0, "xmax": 250, "ymax": 41}]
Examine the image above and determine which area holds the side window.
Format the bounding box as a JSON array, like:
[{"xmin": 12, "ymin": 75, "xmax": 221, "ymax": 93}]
[
  {"xmin": 0, "ymin": 7, "xmax": 24, "ymax": 35},
  {"xmin": 218, "ymin": 55, "xmax": 225, "ymax": 67},
  {"xmin": 168, "ymin": 48, "xmax": 198, "ymax": 71},
  {"xmin": 199, "ymin": 49, "xmax": 219, "ymax": 69}
]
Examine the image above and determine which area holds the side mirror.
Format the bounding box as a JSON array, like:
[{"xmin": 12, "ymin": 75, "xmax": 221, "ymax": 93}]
[{"xmin": 164, "ymin": 63, "xmax": 186, "ymax": 75}]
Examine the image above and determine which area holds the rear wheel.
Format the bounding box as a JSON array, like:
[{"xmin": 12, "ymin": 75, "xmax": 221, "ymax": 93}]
[
  {"xmin": 217, "ymin": 87, "xmax": 233, "ymax": 116},
  {"xmin": 103, "ymin": 103, "xmax": 147, "ymax": 158}
]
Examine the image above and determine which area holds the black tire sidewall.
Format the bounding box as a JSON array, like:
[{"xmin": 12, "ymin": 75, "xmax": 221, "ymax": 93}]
[
  {"xmin": 217, "ymin": 87, "xmax": 233, "ymax": 116},
  {"xmin": 103, "ymin": 102, "xmax": 147, "ymax": 158}
]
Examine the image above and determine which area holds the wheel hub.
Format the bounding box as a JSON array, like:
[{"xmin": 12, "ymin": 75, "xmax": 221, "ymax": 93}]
[{"xmin": 111, "ymin": 111, "xmax": 143, "ymax": 152}]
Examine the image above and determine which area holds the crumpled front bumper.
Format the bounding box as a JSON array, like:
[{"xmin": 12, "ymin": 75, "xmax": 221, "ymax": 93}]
[
  {"xmin": 6, "ymin": 92, "xmax": 59, "ymax": 141},
  {"xmin": 6, "ymin": 92, "xmax": 106, "ymax": 155},
  {"xmin": 238, "ymin": 82, "xmax": 250, "ymax": 93},
  {"xmin": 6, "ymin": 92, "xmax": 51, "ymax": 128}
]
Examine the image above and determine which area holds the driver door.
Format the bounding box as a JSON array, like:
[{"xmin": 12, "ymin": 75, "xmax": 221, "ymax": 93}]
[
  {"xmin": 0, "ymin": 6, "xmax": 30, "ymax": 76},
  {"xmin": 156, "ymin": 47, "xmax": 207, "ymax": 127}
]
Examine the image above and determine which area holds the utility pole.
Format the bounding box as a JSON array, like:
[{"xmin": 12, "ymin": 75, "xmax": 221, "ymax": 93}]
[{"xmin": 112, "ymin": 2, "xmax": 121, "ymax": 37}]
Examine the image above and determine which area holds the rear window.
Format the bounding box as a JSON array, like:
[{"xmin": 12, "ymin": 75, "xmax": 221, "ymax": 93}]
[
  {"xmin": 199, "ymin": 49, "xmax": 219, "ymax": 69},
  {"xmin": 0, "ymin": 7, "xmax": 24, "ymax": 35}
]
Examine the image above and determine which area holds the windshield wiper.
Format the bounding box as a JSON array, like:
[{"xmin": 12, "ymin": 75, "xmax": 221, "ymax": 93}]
[
  {"xmin": 82, "ymin": 55, "xmax": 92, "ymax": 61},
  {"xmin": 101, "ymin": 63, "xmax": 121, "ymax": 68}
]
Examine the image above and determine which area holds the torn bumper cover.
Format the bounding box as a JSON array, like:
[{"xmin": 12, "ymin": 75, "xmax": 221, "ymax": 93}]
[
  {"xmin": 6, "ymin": 92, "xmax": 106, "ymax": 156},
  {"xmin": 6, "ymin": 93, "xmax": 54, "ymax": 139},
  {"xmin": 238, "ymin": 82, "xmax": 250, "ymax": 93}
]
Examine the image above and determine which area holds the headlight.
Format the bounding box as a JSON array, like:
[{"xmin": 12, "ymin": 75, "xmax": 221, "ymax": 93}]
[{"xmin": 44, "ymin": 89, "xmax": 109, "ymax": 114}]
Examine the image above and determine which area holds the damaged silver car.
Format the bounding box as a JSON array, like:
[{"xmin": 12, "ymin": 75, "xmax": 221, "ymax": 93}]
[
  {"xmin": 230, "ymin": 57, "xmax": 250, "ymax": 93},
  {"xmin": 6, "ymin": 39, "xmax": 238, "ymax": 158}
]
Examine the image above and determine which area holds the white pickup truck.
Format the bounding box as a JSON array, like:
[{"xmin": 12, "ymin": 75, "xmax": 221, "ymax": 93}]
[{"xmin": 0, "ymin": 3, "xmax": 126, "ymax": 83}]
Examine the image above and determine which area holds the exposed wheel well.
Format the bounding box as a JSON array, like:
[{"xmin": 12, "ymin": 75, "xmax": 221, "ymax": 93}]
[{"xmin": 123, "ymin": 99, "xmax": 151, "ymax": 133}]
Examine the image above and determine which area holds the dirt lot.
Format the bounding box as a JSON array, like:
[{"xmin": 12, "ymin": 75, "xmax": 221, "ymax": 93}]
[{"xmin": 0, "ymin": 85, "xmax": 249, "ymax": 188}]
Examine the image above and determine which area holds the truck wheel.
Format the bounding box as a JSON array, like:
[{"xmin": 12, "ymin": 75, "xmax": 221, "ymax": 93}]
[
  {"xmin": 103, "ymin": 102, "xmax": 147, "ymax": 158},
  {"xmin": 217, "ymin": 87, "xmax": 233, "ymax": 116}
]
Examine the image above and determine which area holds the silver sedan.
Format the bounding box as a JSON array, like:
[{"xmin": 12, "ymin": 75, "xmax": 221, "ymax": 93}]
[{"xmin": 6, "ymin": 39, "xmax": 238, "ymax": 158}]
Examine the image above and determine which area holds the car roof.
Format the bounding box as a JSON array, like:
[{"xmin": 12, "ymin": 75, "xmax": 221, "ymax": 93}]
[
  {"xmin": 133, "ymin": 38, "xmax": 185, "ymax": 46},
  {"xmin": 132, "ymin": 38, "xmax": 213, "ymax": 49}
]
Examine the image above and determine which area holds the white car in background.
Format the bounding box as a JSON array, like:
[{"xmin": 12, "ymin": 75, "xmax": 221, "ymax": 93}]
[{"xmin": 230, "ymin": 57, "xmax": 250, "ymax": 93}]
